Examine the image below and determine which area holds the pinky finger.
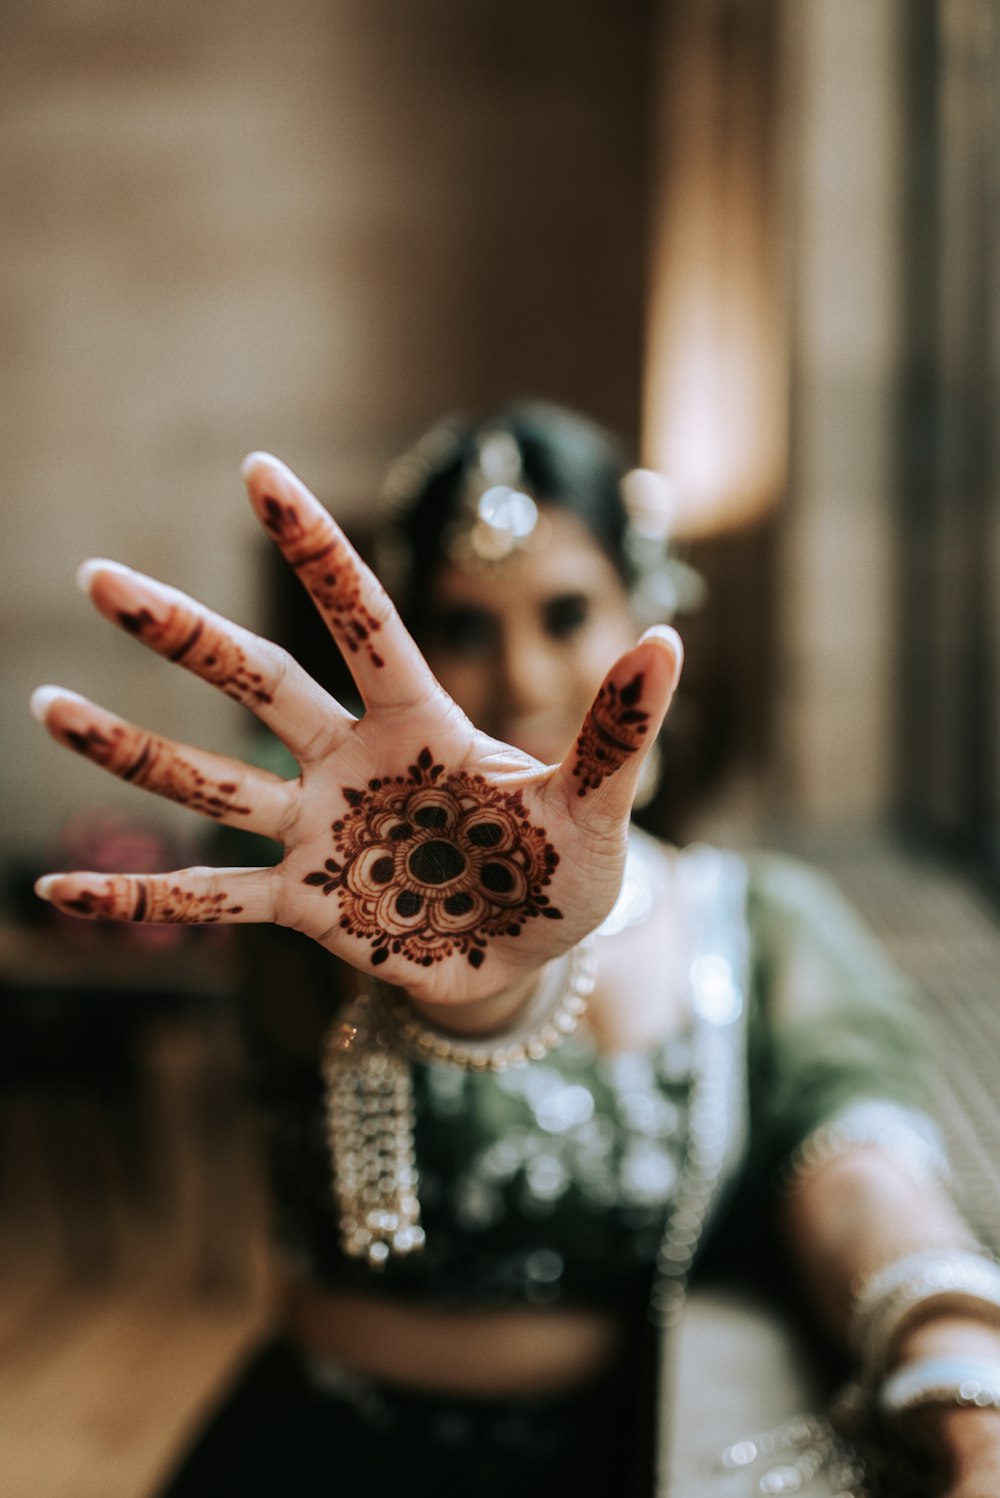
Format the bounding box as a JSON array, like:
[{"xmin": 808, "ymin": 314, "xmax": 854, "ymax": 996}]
[{"xmin": 35, "ymin": 866, "xmax": 277, "ymax": 926}]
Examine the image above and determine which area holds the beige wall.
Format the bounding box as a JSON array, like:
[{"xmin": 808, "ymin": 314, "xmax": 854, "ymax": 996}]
[
  {"xmin": 1, "ymin": 0, "xmax": 923, "ymax": 856},
  {"xmin": 1, "ymin": 1, "xmax": 650, "ymax": 855},
  {"xmin": 773, "ymin": 0, "xmax": 904, "ymax": 824}
]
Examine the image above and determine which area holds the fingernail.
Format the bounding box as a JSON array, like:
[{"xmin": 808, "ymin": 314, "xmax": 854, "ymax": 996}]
[
  {"xmin": 30, "ymin": 685, "xmax": 64, "ymax": 723},
  {"xmin": 639, "ymin": 624, "xmax": 684, "ymax": 686},
  {"xmin": 76, "ymin": 557, "xmax": 133, "ymax": 593},
  {"xmin": 639, "ymin": 623, "xmax": 682, "ymax": 650},
  {"xmin": 241, "ymin": 451, "xmax": 282, "ymax": 481},
  {"xmin": 35, "ymin": 874, "xmax": 60, "ymax": 901}
]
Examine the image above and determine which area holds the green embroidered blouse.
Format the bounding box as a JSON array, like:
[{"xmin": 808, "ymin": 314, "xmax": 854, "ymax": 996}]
[{"xmin": 235, "ymin": 843, "xmax": 932, "ymax": 1308}]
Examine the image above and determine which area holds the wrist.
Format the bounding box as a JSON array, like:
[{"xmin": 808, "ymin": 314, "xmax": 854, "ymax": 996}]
[
  {"xmin": 888, "ymin": 1389, "xmax": 1000, "ymax": 1470},
  {"xmin": 379, "ymin": 939, "xmax": 596, "ymax": 1072},
  {"xmin": 893, "ymin": 1312, "xmax": 1000, "ymax": 1371},
  {"xmin": 851, "ymin": 1248, "xmax": 1000, "ymax": 1379},
  {"xmin": 874, "ymin": 1319, "xmax": 1000, "ymax": 1463}
]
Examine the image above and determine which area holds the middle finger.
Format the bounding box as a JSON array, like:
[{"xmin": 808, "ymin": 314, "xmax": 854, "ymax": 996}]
[{"xmin": 241, "ymin": 452, "xmax": 440, "ymax": 713}]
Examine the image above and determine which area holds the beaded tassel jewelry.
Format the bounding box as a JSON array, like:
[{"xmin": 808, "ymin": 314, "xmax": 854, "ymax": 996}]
[
  {"xmin": 322, "ymin": 994, "xmax": 425, "ymax": 1268},
  {"xmin": 322, "ymin": 938, "xmax": 597, "ymax": 1267}
]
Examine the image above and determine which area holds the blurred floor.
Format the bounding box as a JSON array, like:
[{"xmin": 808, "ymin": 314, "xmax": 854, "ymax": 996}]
[
  {"xmin": 1, "ymin": 832, "xmax": 998, "ymax": 1498},
  {"xmin": 0, "ymin": 1256, "xmax": 267, "ymax": 1498},
  {"xmin": 0, "ymin": 1012, "xmax": 271, "ymax": 1498}
]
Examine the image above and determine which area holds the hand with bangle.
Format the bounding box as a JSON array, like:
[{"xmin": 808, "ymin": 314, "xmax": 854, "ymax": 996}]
[
  {"xmin": 850, "ymin": 1250, "xmax": 1000, "ymax": 1496},
  {"xmin": 749, "ymin": 1140, "xmax": 1000, "ymax": 1496}
]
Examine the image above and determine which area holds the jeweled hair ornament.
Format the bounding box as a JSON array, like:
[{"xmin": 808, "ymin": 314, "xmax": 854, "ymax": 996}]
[
  {"xmin": 444, "ymin": 428, "xmax": 543, "ymax": 569},
  {"xmin": 375, "ymin": 421, "xmax": 545, "ymax": 591}
]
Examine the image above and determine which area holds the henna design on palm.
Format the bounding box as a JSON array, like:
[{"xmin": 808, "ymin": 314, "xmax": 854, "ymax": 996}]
[
  {"xmin": 260, "ymin": 494, "xmax": 384, "ymax": 668},
  {"xmin": 117, "ymin": 607, "xmax": 273, "ymax": 707},
  {"xmin": 302, "ymin": 747, "xmax": 562, "ymax": 970},
  {"xmin": 571, "ymin": 672, "xmax": 650, "ymax": 796}
]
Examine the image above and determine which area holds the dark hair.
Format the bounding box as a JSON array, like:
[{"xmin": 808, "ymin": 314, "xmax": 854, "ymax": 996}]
[{"xmin": 381, "ymin": 400, "xmax": 635, "ymax": 628}]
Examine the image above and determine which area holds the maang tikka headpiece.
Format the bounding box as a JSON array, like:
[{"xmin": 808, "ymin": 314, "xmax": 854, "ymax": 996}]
[
  {"xmin": 443, "ymin": 428, "xmax": 542, "ymax": 570},
  {"xmin": 375, "ymin": 421, "xmax": 543, "ymax": 597}
]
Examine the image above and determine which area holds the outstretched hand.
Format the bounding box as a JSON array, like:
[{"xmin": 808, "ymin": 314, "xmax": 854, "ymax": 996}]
[{"xmin": 32, "ymin": 455, "xmax": 682, "ymax": 1006}]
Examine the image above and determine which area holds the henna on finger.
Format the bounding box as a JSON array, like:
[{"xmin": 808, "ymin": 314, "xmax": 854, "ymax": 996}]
[
  {"xmin": 301, "ymin": 747, "xmax": 562, "ymax": 971},
  {"xmin": 259, "ymin": 494, "xmax": 385, "ymax": 668},
  {"xmin": 51, "ymin": 718, "xmax": 253, "ymax": 820},
  {"xmin": 82, "ymin": 562, "xmax": 356, "ymax": 760},
  {"xmin": 116, "ymin": 603, "xmax": 276, "ymax": 709},
  {"xmin": 571, "ymin": 672, "xmax": 650, "ymax": 796},
  {"xmin": 47, "ymin": 879, "xmax": 245, "ymax": 924}
]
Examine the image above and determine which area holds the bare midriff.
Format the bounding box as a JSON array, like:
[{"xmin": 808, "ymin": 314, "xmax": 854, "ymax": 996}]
[{"xmin": 283, "ymin": 1279, "xmax": 623, "ymax": 1397}]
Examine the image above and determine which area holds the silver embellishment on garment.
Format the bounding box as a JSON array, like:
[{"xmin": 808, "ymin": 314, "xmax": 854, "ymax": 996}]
[
  {"xmin": 454, "ymin": 1177, "xmax": 503, "ymax": 1230},
  {"xmin": 621, "ymin": 1142, "xmax": 679, "ymax": 1205},
  {"xmin": 535, "ymin": 1084, "xmax": 595, "ymax": 1134},
  {"xmin": 690, "ymin": 953, "xmax": 744, "ymax": 1025},
  {"xmin": 425, "ymin": 1065, "xmax": 467, "ymax": 1116},
  {"xmin": 524, "ymin": 1153, "xmax": 570, "ymax": 1204},
  {"xmin": 617, "ymin": 1088, "xmax": 681, "ymax": 1138}
]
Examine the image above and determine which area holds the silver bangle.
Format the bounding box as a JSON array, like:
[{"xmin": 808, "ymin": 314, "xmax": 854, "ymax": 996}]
[
  {"xmin": 372, "ymin": 935, "xmax": 597, "ymax": 1072},
  {"xmin": 851, "ymin": 1250, "xmax": 1000, "ymax": 1378},
  {"xmin": 880, "ymin": 1356, "xmax": 1000, "ymax": 1415},
  {"xmin": 776, "ymin": 1100, "xmax": 951, "ymax": 1197}
]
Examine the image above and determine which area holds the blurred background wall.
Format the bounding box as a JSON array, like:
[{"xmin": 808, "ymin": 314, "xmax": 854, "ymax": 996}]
[
  {"xmin": 1, "ymin": 0, "xmax": 652, "ymax": 853},
  {"xmin": 3, "ymin": 0, "xmax": 996, "ymax": 864}
]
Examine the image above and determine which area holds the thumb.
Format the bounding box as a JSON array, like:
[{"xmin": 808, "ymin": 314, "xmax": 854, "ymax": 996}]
[{"xmin": 552, "ymin": 625, "xmax": 684, "ymax": 815}]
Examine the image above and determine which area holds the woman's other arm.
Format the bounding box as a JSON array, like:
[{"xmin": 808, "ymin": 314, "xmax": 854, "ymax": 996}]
[{"xmin": 748, "ymin": 854, "xmax": 1000, "ymax": 1493}]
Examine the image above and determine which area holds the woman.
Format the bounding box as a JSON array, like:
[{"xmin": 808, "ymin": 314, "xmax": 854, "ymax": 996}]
[{"xmin": 32, "ymin": 404, "xmax": 1000, "ymax": 1495}]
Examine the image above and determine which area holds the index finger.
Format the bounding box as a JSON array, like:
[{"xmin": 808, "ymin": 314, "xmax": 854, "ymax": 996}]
[{"xmin": 241, "ymin": 453, "xmax": 439, "ymax": 712}]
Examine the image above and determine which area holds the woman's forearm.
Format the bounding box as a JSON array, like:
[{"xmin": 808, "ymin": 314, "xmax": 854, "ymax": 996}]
[{"xmin": 780, "ymin": 1146, "xmax": 981, "ymax": 1341}]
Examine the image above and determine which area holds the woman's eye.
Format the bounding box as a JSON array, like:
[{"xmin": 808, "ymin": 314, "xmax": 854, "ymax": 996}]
[
  {"xmin": 429, "ymin": 608, "xmax": 496, "ymax": 657},
  {"xmin": 544, "ymin": 594, "xmax": 590, "ymax": 639}
]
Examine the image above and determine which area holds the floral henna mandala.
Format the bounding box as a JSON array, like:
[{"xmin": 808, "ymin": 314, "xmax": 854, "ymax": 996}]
[
  {"xmin": 260, "ymin": 495, "xmax": 384, "ymax": 668},
  {"xmin": 572, "ymin": 672, "xmax": 650, "ymax": 796},
  {"xmin": 302, "ymin": 748, "xmax": 563, "ymax": 969}
]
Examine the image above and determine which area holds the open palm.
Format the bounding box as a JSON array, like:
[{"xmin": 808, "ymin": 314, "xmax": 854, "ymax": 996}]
[{"xmin": 33, "ymin": 454, "xmax": 681, "ymax": 1007}]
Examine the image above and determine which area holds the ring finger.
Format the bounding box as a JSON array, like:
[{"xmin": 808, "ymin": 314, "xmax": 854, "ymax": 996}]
[{"xmin": 32, "ymin": 686, "xmax": 295, "ymax": 838}]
